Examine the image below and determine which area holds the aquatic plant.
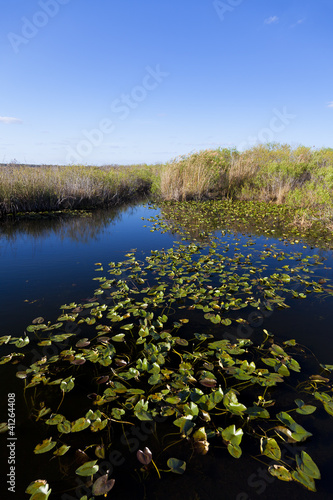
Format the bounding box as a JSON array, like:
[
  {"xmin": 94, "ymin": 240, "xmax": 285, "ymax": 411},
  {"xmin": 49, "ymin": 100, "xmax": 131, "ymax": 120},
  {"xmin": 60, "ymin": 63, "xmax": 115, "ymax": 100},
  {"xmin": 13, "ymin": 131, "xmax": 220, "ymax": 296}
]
[{"xmin": 2, "ymin": 230, "xmax": 333, "ymax": 498}]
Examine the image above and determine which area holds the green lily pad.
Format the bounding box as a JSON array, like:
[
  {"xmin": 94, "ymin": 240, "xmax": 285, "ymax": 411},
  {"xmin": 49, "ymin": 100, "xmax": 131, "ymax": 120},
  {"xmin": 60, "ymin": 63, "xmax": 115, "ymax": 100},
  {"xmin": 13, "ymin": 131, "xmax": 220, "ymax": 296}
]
[
  {"xmin": 75, "ymin": 460, "xmax": 99, "ymax": 477},
  {"xmin": 268, "ymin": 465, "xmax": 293, "ymax": 482},
  {"xmin": 167, "ymin": 457, "xmax": 186, "ymax": 474}
]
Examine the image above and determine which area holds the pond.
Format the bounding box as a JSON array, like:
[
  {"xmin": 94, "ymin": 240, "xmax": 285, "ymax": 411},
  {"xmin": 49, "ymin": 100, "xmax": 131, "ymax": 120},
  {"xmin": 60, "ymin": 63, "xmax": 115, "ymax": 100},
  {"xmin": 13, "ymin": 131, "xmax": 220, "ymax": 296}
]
[{"xmin": 0, "ymin": 201, "xmax": 333, "ymax": 500}]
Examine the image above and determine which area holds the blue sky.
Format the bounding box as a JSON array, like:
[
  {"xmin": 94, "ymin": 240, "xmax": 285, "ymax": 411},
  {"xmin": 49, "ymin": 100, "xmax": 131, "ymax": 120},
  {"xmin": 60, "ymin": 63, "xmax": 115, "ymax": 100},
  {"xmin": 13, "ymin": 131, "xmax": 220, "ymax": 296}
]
[{"xmin": 1, "ymin": 0, "xmax": 332, "ymax": 165}]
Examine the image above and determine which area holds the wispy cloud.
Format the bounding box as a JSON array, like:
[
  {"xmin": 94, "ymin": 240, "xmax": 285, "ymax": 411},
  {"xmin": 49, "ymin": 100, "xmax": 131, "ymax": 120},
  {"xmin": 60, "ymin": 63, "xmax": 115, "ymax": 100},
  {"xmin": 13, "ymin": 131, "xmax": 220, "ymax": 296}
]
[
  {"xmin": 290, "ymin": 18, "xmax": 305, "ymax": 28},
  {"xmin": 328, "ymin": 102, "xmax": 333, "ymax": 108},
  {"xmin": 264, "ymin": 16, "xmax": 279, "ymax": 25},
  {"xmin": 0, "ymin": 116, "xmax": 22, "ymax": 124}
]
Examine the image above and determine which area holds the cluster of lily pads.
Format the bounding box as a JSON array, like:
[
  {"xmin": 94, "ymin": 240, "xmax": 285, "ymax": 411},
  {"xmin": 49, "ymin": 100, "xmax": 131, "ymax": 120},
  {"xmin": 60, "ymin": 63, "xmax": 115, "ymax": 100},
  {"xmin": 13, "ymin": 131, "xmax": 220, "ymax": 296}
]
[
  {"xmin": 145, "ymin": 199, "xmax": 333, "ymax": 249},
  {"xmin": 1, "ymin": 224, "xmax": 333, "ymax": 498}
]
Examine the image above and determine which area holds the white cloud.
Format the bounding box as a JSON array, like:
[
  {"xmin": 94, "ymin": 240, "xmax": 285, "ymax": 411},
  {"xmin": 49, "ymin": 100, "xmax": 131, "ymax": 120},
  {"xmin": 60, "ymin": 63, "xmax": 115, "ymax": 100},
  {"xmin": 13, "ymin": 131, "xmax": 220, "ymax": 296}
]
[
  {"xmin": 0, "ymin": 116, "xmax": 22, "ymax": 124},
  {"xmin": 328, "ymin": 102, "xmax": 333, "ymax": 108},
  {"xmin": 290, "ymin": 18, "xmax": 305, "ymax": 28},
  {"xmin": 264, "ymin": 16, "xmax": 279, "ymax": 25}
]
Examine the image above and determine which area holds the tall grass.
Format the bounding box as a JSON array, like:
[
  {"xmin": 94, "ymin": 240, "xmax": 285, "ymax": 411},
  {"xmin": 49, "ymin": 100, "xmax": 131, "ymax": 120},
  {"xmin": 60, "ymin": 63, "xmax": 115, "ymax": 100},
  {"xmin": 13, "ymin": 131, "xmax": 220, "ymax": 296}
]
[
  {"xmin": 0, "ymin": 164, "xmax": 158, "ymax": 217},
  {"xmin": 159, "ymin": 144, "xmax": 333, "ymax": 211},
  {"xmin": 1, "ymin": 144, "xmax": 333, "ymax": 218}
]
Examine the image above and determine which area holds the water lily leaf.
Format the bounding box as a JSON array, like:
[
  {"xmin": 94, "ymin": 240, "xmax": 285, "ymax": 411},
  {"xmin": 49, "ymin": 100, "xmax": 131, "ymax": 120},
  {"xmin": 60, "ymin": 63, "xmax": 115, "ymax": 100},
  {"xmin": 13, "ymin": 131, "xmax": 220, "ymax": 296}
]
[
  {"xmin": 32, "ymin": 317, "xmax": 45, "ymax": 324},
  {"xmin": 60, "ymin": 377, "xmax": 75, "ymax": 392},
  {"xmin": 175, "ymin": 338, "xmax": 189, "ymax": 346},
  {"xmin": 34, "ymin": 438, "xmax": 57, "ymax": 454},
  {"xmin": 53, "ymin": 444, "xmax": 71, "ymax": 456},
  {"xmin": 296, "ymin": 451, "xmax": 321, "ymax": 479},
  {"xmin": 284, "ymin": 339, "xmax": 296, "ymax": 346},
  {"xmin": 227, "ymin": 443, "xmax": 242, "ymax": 458},
  {"xmin": 193, "ymin": 427, "xmax": 207, "ymax": 442},
  {"xmin": 199, "ymin": 377, "xmax": 217, "ymax": 388},
  {"xmin": 76, "ymin": 338, "xmax": 90, "ymax": 348},
  {"xmin": 0, "ymin": 355, "xmax": 13, "ymax": 364},
  {"xmin": 167, "ymin": 457, "xmax": 186, "ymax": 474},
  {"xmin": 260, "ymin": 437, "xmax": 281, "ymax": 460},
  {"xmin": 173, "ymin": 415, "xmax": 195, "ymax": 435},
  {"xmin": 268, "ymin": 465, "xmax": 292, "ymax": 482},
  {"xmin": 45, "ymin": 414, "xmax": 64, "ymax": 426},
  {"xmin": 110, "ymin": 333, "xmax": 125, "ymax": 342},
  {"xmin": 57, "ymin": 420, "xmax": 71, "ymax": 434},
  {"xmin": 95, "ymin": 445, "xmax": 105, "ymax": 459},
  {"xmin": 245, "ymin": 406, "xmax": 270, "ymax": 419},
  {"xmin": 25, "ymin": 480, "xmax": 52, "ymax": 499},
  {"xmin": 292, "ymin": 469, "xmax": 316, "ymax": 491},
  {"xmin": 0, "ymin": 335, "xmax": 11, "ymax": 345},
  {"xmin": 71, "ymin": 357, "xmax": 86, "ymax": 365},
  {"xmin": 295, "ymin": 399, "xmax": 316, "ymax": 415},
  {"xmin": 134, "ymin": 399, "xmax": 153, "ymax": 419},
  {"xmin": 92, "ymin": 475, "xmax": 115, "ymax": 496},
  {"xmin": 14, "ymin": 336, "xmax": 30, "ymax": 348},
  {"xmin": 0, "ymin": 422, "xmax": 9, "ymax": 433},
  {"xmin": 71, "ymin": 417, "xmax": 91, "ymax": 432},
  {"xmin": 148, "ymin": 373, "xmax": 162, "ymax": 385},
  {"xmin": 223, "ymin": 390, "xmax": 247, "ymax": 415},
  {"xmin": 120, "ymin": 323, "xmax": 134, "ymax": 330},
  {"xmin": 111, "ymin": 408, "xmax": 125, "ymax": 420},
  {"xmin": 91, "ymin": 419, "xmax": 108, "ymax": 432},
  {"xmin": 276, "ymin": 412, "xmax": 312, "ymax": 442},
  {"xmin": 274, "ymin": 426, "xmax": 297, "ymax": 443},
  {"xmin": 320, "ymin": 364, "xmax": 333, "ymax": 372},
  {"xmin": 221, "ymin": 425, "xmax": 243, "ymax": 446},
  {"xmin": 184, "ymin": 402, "xmax": 199, "ymax": 417},
  {"xmin": 75, "ymin": 460, "xmax": 99, "ymax": 477}
]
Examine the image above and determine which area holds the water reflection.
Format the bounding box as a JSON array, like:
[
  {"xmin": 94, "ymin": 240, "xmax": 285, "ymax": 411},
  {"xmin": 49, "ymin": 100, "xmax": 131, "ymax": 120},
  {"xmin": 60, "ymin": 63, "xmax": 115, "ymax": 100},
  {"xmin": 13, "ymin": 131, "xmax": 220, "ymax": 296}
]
[{"xmin": 0, "ymin": 204, "xmax": 136, "ymax": 245}]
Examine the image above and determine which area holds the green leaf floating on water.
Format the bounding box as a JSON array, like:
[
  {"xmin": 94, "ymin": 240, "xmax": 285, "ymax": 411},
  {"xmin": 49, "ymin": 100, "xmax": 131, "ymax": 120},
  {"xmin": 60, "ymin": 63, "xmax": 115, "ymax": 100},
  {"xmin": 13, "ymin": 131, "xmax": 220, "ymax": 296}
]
[
  {"xmin": 34, "ymin": 438, "xmax": 57, "ymax": 454},
  {"xmin": 295, "ymin": 399, "xmax": 317, "ymax": 415},
  {"xmin": 314, "ymin": 391, "xmax": 333, "ymax": 416},
  {"xmin": 223, "ymin": 390, "xmax": 247, "ymax": 415},
  {"xmin": 276, "ymin": 412, "xmax": 312, "ymax": 442},
  {"xmin": 53, "ymin": 444, "xmax": 71, "ymax": 456},
  {"xmin": 75, "ymin": 460, "xmax": 99, "ymax": 477},
  {"xmin": 292, "ymin": 470, "xmax": 316, "ymax": 492},
  {"xmin": 134, "ymin": 399, "xmax": 153, "ymax": 421},
  {"xmin": 60, "ymin": 376, "xmax": 75, "ymax": 392},
  {"xmin": 71, "ymin": 417, "xmax": 91, "ymax": 432},
  {"xmin": 25, "ymin": 480, "xmax": 52, "ymax": 499},
  {"xmin": 260, "ymin": 437, "xmax": 281, "ymax": 460},
  {"xmin": 268, "ymin": 465, "xmax": 293, "ymax": 482},
  {"xmin": 296, "ymin": 451, "xmax": 321, "ymax": 480},
  {"xmin": 167, "ymin": 457, "xmax": 186, "ymax": 474}
]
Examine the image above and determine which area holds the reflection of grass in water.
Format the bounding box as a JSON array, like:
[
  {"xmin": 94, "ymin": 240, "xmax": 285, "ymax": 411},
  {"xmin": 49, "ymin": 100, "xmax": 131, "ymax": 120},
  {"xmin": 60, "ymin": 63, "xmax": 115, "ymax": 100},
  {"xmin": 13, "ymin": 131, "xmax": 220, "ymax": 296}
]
[
  {"xmin": 0, "ymin": 202, "xmax": 142, "ymax": 244},
  {"xmin": 3, "ymin": 236, "xmax": 333, "ymax": 499},
  {"xmin": 152, "ymin": 199, "xmax": 333, "ymax": 250}
]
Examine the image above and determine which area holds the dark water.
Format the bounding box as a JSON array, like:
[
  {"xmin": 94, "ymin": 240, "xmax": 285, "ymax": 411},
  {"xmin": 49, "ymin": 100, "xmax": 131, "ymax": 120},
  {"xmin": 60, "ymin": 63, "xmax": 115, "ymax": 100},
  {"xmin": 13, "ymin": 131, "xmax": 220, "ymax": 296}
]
[{"xmin": 0, "ymin": 203, "xmax": 333, "ymax": 500}]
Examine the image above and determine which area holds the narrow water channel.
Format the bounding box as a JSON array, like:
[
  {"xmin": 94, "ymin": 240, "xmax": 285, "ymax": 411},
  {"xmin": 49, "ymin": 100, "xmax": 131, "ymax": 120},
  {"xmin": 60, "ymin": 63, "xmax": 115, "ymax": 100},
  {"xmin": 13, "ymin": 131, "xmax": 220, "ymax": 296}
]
[{"xmin": 1, "ymin": 202, "xmax": 332, "ymax": 500}]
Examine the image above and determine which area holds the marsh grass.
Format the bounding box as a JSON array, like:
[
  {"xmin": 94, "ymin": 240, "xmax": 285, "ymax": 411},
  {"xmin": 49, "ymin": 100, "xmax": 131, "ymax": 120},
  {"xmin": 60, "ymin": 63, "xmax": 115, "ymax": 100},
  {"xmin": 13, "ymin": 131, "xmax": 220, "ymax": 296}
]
[
  {"xmin": 0, "ymin": 164, "xmax": 158, "ymax": 217},
  {"xmin": 1, "ymin": 144, "xmax": 333, "ymax": 220},
  {"xmin": 159, "ymin": 144, "xmax": 333, "ymax": 211}
]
